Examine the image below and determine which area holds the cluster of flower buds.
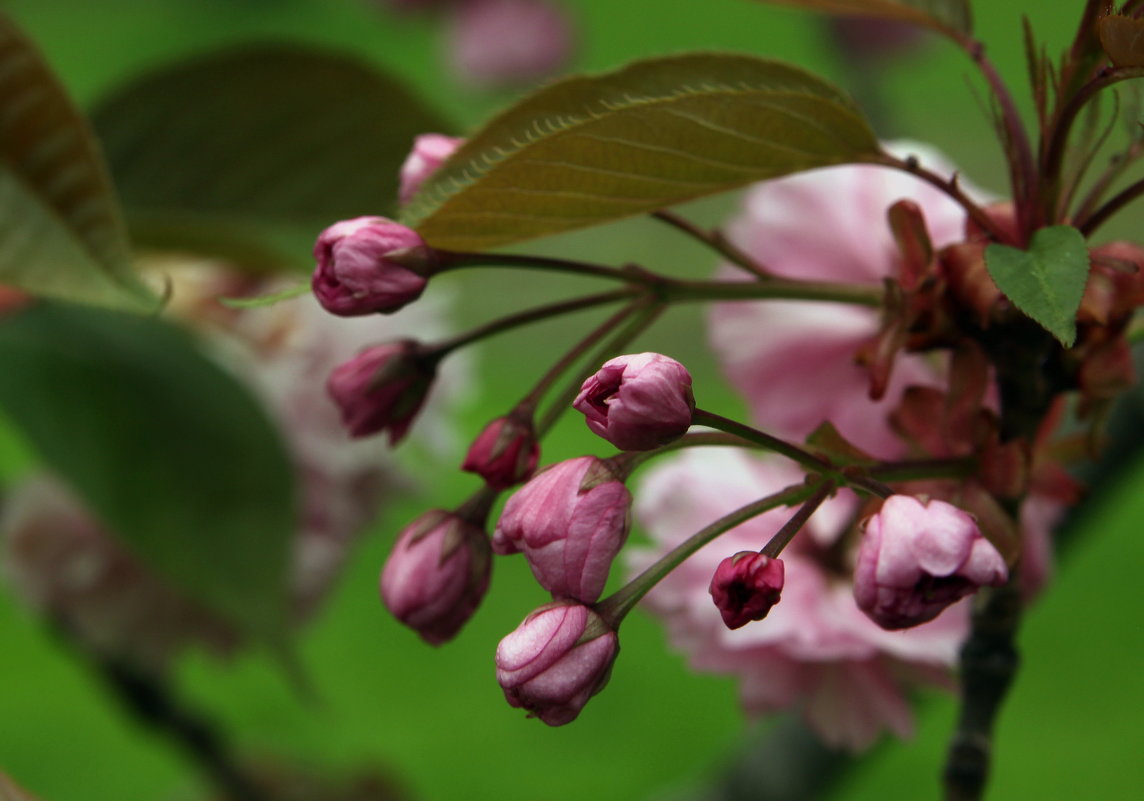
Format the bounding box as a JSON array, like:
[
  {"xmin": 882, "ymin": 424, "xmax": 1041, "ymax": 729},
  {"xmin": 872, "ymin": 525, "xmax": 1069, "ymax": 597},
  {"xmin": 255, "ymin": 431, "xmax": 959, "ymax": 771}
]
[{"xmin": 308, "ymin": 128, "xmax": 1058, "ymax": 741}]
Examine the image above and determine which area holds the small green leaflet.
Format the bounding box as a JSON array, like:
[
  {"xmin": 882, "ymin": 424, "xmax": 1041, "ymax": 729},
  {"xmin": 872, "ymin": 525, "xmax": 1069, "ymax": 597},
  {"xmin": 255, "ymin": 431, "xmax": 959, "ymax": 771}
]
[
  {"xmin": 984, "ymin": 225, "xmax": 1090, "ymax": 347},
  {"xmin": 402, "ymin": 53, "xmax": 879, "ymax": 251},
  {"xmin": 749, "ymin": 0, "xmax": 971, "ymax": 38}
]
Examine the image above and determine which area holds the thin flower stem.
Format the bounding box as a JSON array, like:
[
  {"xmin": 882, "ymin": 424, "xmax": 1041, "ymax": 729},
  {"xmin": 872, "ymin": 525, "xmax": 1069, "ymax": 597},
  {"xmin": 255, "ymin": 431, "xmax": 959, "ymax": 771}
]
[
  {"xmin": 595, "ymin": 481, "xmax": 818, "ymax": 626},
  {"xmin": 953, "ymin": 33, "xmax": 1039, "ymax": 237},
  {"xmin": 867, "ymin": 457, "xmax": 978, "ymax": 483},
  {"xmin": 436, "ymin": 249, "xmax": 644, "ymax": 283},
  {"xmin": 1042, "ymin": 66, "xmax": 1144, "ymax": 222},
  {"xmin": 651, "ymin": 209, "xmax": 772, "ymax": 279},
  {"xmin": 870, "ymin": 153, "xmax": 1011, "ymax": 243},
  {"xmin": 1079, "ymin": 172, "xmax": 1144, "ymax": 236},
  {"xmin": 692, "ymin": 409, "xmax": 830, "ymax": 471},
  {"xmin": 691, "ymin": 409, "xmax": 895, "ymax": 498},
  {"xmin": 536, "ymin": 300, "xmax": 667, "ymax": 435},
  {"xmin": 658, "ymin": 276, "xmax": 883, "ymax": 307},
  {"xmin": 518, "ymin": 296, "xmax": 653, "ymax": 411},
  {"xmin": 760, "ymin": 480, "xmax": 836, "ymax": 559},
  {"xmin": 1073, "ymin": 138, "xmax": 1144, "ymax": 223},
  {"xmin": 431, "ymin": 288, "xmax": 641, "ymax": 357}
]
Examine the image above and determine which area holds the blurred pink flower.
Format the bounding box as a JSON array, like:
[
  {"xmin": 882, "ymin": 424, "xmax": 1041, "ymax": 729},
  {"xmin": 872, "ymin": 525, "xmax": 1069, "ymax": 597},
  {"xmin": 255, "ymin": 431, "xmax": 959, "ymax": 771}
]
[
  {"xmin": 446, "ymin": 0, "xmax": 575, "ymax": 88},
  {"xmin": 628, "ymin": 448, "xmax": 968, "ymax": 751},
  {"xmin": 710, "ymin": 142, "xmax": 988, "ymax": 456},
  {"xmin": 0, "ymin": 263, "xmax": 469, "ymax": 668},
  {"xmin": 399, "ymin": 133, "xmax": 464, "ymax": 206}
]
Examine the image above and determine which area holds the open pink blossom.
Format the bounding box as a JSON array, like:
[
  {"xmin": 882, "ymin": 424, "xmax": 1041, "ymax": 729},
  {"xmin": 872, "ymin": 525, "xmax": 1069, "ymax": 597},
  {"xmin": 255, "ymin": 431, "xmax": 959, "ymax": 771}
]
[
  {"xmin": 493, "ymin": 456, "xmax": 630, "ymax": 602},
  {"xmin": 710, "ymin": 142, "xmax": 988, "ymax": 456},
  {"xmin": 495, "ymin": 601, "xmax": 618, "ymax": 725},
  {"xmin": 854, "ymin": 495, "xmax": 1008, "ymax": 630},
  {"xmin": 628, "ymin": 448, "xmax": 969, "ymax": 751}
]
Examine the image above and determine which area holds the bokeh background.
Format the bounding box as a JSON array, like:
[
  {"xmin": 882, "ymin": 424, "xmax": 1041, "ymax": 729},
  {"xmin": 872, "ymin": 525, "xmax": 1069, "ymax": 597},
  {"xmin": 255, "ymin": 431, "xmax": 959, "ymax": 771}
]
[{"xmin": 0, "ymin": 0, "xmax": 1141, "ymax": 799}]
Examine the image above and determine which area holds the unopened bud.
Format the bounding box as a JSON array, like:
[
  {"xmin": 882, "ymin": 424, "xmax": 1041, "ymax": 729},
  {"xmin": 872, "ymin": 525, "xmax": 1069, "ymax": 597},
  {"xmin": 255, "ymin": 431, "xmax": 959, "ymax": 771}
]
[
  {"xmin": 492, "ymin": 456, "xmax": 630, "ymax": 602},
  {"xmin": 312, "ymin": 216, "xmax": 434, "ymax": 316},
  {"xmin": 495, "ymin": 601, "xmax": 618, "ymax": 726},
  {"xmin": 574, "ymin": 352, "xmax": 695, "ymax": 451},
  {"xmin": 326, "ymin": 340, "xmax": 435, "ymax": 442},
  {"xmin": 380, "ymin": 509, "xmax": 492, "ymax": 645},
  {"xmin": 709, "ymin": 551, "xmax": 785, "ymax": 629},
  {"xmin": 462, "ymin": 414, "xmax": 540, "ymax": 490}
]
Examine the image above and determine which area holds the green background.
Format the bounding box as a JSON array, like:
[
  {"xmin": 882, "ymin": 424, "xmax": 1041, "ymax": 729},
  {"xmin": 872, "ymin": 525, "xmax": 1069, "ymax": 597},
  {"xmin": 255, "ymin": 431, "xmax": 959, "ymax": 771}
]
[{"xmin": 1, "ymin": 1, "xmax": 1141, "ymax": 799}]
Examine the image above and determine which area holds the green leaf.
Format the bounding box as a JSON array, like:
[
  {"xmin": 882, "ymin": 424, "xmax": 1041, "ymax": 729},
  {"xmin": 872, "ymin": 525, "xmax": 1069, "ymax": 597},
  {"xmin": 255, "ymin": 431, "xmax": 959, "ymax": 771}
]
[
  {"xmin": 984, "ymin": 225, "xmax": 1090, "ymax": 347},
  {"xmin": 749, "ymin": 0, "xmax": 971, "ymax": 38},
  {"xmin": 219, "ymin": 281, "xmax": 309, "ymax": 309},
  {"xmin": 0, "ymin": 302, "xmax": 296, "ymax": 642},
  {"xmin": 402, "ymin": 53, "xmax": 879, "ymax": 251},
  {"xmin": 90, "ymin": 44, "xmax": 451, "ymax": 270},
  {"xmin": 0, "ymin": 14, "xmax": 155, "ymax": 311}
]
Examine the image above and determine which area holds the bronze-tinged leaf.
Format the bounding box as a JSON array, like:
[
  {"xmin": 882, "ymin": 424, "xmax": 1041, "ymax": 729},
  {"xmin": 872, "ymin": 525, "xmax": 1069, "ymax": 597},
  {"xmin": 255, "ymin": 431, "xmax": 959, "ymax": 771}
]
[
  {"xmin": 1099, "ymin": 15, "xmax": 1144, "ymax": 68},
  {"xmin": 402, "ymin": 53, "xmax": 880, "ymax": 251},
  {"xmin": 91, "ymin": 44, "xmax": 451, "ymax": 270},
  {"xmin": 0, "ymin": 14, "xmax": 155, "ymax": 310},
  {"xmin": 750, "ymin": 0, "xmax": 971, "ymax": 38}
]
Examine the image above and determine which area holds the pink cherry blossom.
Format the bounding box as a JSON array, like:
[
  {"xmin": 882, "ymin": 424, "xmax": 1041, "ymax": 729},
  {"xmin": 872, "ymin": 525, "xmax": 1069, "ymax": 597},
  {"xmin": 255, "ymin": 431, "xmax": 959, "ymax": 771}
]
[
  {"xmin": 709, "ymin": 141, "xmax": 989, "ymax": 456},
  {"xmin": 628, "ymin": 448, "xmax": 969, "ymax": 751}
]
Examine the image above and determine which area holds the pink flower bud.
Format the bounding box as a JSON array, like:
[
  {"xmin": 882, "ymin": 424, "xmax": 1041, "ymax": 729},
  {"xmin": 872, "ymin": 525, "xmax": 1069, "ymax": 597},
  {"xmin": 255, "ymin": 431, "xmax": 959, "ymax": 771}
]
[
  {"xmin": 399, "ymin": 133, "xmax": 464, "ymax": 206},
  {"xmin": 854, "ymin": 495, "xmax": 1008, "ymax": 630},
  {"xmin": 573, "ymin": 352, "xmax": 695, "ymax": 451},
  {"xmin": 380, "ymin": 509, "xmax": 492, "ymax": 645},
  {"xmin": 493, "ymin": 456, "xmax": 630, "ymax": 602},
  {"xmin": 312, "ymin": 216, "xmax": 434, "ymax": 316},
  {"xmin": 461, "ymin": 414, "xmax": 540, "ymax": 490},
  {"xmin": 326, "ymin": 340, "xmax": 435, "ymax": 442},
  {"xmin": 495, "ymin": 601, "xmax": 618, "ymax": 726},
  {"xmin": 709, "ymin": 551, "xmax": 785, "ymax": 629}
]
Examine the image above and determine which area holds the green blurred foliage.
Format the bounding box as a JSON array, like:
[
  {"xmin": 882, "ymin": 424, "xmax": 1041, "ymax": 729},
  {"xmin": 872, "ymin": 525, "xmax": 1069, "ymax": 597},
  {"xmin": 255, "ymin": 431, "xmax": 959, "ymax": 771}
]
[{"xmin": 1, "ymin": 1, "xmax": 1141, "ymax": 800}]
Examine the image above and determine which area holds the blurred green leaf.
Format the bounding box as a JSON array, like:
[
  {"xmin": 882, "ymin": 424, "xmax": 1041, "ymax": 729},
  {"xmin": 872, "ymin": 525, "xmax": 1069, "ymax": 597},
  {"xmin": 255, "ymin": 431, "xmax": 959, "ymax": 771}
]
[
  {"xmin": 402, "ymin": 53, "xmax": 879, "ymax": 251},
  {"xmin": 0, "ymin": 14, "xmax": 155, "ymax": 311},
  {"xmin": 0, "ymin": 302, "xmax": 296, "ymax": 643},
  {"xmin": 985, "ymin": 225, "xmax": 1089, "ymax": 347},
  {"xmin": 90, "ymin": 43, "xmax": 451, "ymax": 270},
  {"xmin": 750, "ymin": 0, "xmax": 971, "ymax": 37}
]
